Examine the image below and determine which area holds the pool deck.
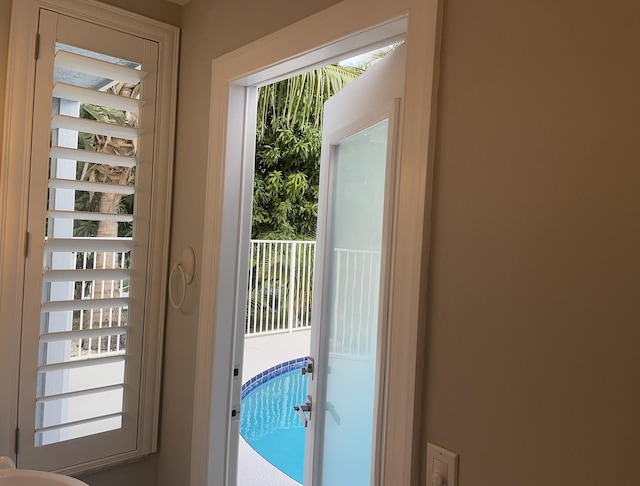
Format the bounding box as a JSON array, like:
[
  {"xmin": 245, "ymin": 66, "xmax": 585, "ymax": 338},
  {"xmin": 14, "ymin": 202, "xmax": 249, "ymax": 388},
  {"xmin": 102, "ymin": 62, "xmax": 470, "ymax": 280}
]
[{"xmin": 238, "ymin": 329, "xmax": 311, "ymax": 486}]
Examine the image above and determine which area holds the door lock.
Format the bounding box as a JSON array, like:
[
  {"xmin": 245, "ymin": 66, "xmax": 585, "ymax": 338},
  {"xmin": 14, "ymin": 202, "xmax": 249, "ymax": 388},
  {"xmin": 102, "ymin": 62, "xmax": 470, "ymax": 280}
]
[{"xmin": 301, "ymin": 357, "xmax": 314, "ymax": 379}]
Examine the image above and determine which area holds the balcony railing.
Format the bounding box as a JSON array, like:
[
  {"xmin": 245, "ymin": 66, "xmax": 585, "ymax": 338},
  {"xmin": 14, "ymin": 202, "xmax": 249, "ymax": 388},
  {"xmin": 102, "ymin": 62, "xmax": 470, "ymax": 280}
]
[
  {"xmin": 72, "ymin": 241, "xmax": 380, "ymax": 357},
  {"xmin": 70, "ymin": 242, "xmax": 312, "ymax": 351},
  {"xmin": 246, "ymin": 240, "xmax": 315, "ymax": 336},
  {"xmin": 245, "ymin": 240, "xmax": 381, "ymax": 358},
  {"xmin": 72, "ymin": 250, "xmax": 129, "ymax": 359}
]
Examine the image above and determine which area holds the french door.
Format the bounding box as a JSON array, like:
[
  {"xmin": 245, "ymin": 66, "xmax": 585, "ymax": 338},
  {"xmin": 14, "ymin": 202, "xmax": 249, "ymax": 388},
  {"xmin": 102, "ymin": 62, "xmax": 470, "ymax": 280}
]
[{"xmin": 303, "ymin": 43, "xmax": 406, "ymax": 485}]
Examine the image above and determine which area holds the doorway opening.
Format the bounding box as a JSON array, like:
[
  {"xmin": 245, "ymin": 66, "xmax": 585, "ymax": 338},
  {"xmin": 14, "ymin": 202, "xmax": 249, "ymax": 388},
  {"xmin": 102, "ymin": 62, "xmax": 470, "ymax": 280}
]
[
  {"xmin": 196, "ymin": 20, "xmax": 409, "ymax": 484},
  {"xmin": 189, "ymin": 5, "xmax": 443, "ymax": 483},
  {"xmin": 237, "ymin": 47, "xmax": 399, "ymax": 486}
]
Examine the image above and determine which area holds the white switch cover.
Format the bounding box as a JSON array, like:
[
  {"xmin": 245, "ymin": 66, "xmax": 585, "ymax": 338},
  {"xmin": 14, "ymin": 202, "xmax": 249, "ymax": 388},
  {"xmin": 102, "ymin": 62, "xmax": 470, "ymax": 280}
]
[{"xmin": 426, "ymin": 443, "xmax": 458, "ymax": 486}]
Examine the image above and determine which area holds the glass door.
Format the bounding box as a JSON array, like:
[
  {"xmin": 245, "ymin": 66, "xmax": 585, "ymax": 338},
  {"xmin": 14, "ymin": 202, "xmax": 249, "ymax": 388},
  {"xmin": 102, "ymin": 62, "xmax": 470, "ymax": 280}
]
[{"xmin": 304, "ymin": 43, "xmax": 406, "ymax": 485}]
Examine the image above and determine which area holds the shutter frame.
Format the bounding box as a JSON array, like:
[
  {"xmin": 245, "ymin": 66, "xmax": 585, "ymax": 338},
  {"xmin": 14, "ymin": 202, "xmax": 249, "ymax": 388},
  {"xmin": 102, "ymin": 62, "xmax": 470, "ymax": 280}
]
[{"xmin": 1, "ymin": 1, "xmax": 178, "ymax": 473}]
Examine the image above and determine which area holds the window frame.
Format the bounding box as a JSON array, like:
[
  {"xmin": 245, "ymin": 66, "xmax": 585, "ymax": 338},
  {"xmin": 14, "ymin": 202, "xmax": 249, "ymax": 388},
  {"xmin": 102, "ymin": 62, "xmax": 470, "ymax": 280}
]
[{"xmin": 0, "ymin": 0, "xmax": 178, "ymax": 473}]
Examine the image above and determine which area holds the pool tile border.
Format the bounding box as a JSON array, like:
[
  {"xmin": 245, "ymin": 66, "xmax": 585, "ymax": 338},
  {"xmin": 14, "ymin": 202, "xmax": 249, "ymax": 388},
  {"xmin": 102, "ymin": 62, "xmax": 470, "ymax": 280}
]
[{"xmin": 241, "ymin": 356, "xmax": 309, "ymax": 399}]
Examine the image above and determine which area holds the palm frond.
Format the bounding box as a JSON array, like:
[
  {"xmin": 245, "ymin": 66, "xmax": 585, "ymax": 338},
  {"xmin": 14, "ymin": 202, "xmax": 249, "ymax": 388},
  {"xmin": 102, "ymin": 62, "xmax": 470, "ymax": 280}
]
[{"xmin": 256, "ymin": 64, "xmax": 363, "ymax": 138}]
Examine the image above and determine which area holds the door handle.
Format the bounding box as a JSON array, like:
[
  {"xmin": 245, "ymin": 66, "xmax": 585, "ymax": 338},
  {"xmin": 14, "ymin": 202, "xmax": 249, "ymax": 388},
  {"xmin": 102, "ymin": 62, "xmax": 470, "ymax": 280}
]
[{"xmin": 293, "ymin": 395, "xmax": 312, "ymax": 427}]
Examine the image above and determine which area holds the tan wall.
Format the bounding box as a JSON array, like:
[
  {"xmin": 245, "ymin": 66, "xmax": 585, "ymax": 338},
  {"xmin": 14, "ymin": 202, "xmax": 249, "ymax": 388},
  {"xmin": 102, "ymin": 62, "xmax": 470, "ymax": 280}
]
[
  {"xmin": 424, "ymin": 0, "xmax": 640, "ymax": 485},
  {"xmin": 78, "ymin": 456, "xmax": 159, "ymax": 486},
  {"xmin": 0, "ymin": 0, "xmax": 11, "ymax": 158},
  {"xmin": 100, "ymin": 0, "xmax": 180, "ymax": 26}
]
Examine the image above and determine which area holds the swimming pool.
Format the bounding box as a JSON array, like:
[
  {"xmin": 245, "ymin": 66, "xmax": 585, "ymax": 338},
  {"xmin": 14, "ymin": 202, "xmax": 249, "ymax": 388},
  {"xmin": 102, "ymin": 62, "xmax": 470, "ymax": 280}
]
[{"xmin": 240, "ymin": 358, "xmax": 308, "ymax": 483}]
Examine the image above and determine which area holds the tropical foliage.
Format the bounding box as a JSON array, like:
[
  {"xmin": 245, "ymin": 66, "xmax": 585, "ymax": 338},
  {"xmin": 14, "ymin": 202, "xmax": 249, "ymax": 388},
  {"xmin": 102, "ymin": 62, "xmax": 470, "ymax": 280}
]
[
  {"xmin": 74, "ymin": 82, "xmax": 138, "ymax": 239},
  {"xmin": 252, "ymin": 64, "xmax": 363, "ymax": 240}
]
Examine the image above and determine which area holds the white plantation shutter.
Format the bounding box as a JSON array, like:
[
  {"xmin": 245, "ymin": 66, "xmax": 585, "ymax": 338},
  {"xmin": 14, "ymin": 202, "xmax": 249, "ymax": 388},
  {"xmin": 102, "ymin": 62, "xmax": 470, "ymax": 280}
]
[{"xmin": 14, "ymin": 6, "xmax": 175, "ymax": 473}]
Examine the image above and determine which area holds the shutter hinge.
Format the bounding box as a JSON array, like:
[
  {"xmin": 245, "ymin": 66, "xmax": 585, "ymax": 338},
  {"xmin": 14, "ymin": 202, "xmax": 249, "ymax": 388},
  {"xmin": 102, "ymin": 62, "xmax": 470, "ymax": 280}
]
[
  {"xmin": 14, "ymin": 428, "xmax": 19, "ymax": 455},
  {"xmin": 24, "ymin": 232, "xmax": 30, "ymax": 259},
  {"xmin": 34, "ymin": 33, "xmax": 40, "ymax": 61}
]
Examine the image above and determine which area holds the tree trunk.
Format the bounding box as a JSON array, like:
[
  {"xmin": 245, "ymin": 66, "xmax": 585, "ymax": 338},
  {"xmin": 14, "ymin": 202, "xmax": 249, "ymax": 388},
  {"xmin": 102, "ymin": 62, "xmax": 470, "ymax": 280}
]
[{"xmin": 91, "ymin": 191, "xmax": 123, "ymax": 328}]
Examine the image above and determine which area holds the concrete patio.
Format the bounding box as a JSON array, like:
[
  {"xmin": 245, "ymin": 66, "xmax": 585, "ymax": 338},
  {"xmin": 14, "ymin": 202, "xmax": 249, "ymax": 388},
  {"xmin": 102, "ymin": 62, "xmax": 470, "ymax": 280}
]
[{"xmin": 237, "ymin": 329, "xmax": 311, "ymax": 486}]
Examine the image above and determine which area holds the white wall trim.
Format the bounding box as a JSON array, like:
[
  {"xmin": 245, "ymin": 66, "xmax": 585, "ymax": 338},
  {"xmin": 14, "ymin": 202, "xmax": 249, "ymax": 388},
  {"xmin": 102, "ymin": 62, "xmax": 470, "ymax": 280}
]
[{"xmin": 191, "ymin": 0, "xmax": 443, "ymax": 484}]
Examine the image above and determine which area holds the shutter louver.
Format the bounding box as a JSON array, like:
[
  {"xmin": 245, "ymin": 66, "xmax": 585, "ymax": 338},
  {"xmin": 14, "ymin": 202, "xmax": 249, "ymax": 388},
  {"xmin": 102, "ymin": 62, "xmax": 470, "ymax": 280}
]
[
  {"xmin": 47, "ymin": 178, "xmax": 136, "ymax": 195},
  {"xmin": 49, "ymin": 146, "xmax": 138, "ymax": 168},
  {"xmin": 51, "ymin": 114, "xmax": 141, "ymax": 139},
  {"xmin": 52, "ymin": 83, "xmax": 145, "ymax": 113},
  {"xmin": 54, "ymin": 50, "xmax": 147, "ymax": 84}
]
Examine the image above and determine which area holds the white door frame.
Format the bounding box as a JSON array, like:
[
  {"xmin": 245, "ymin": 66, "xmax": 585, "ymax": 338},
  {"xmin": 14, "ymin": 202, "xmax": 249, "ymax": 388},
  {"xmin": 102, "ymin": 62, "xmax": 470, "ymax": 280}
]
[{"xmin": 190, "ymin": 1, "xmax": 443, "ymax": 484}]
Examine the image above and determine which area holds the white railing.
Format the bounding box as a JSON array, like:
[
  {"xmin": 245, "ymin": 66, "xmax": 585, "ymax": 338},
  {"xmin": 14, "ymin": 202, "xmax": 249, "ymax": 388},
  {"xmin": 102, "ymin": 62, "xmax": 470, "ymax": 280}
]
[
  {"xmin": 246, "ymin": 240, "xmax": 315, "ymax": 336},
  {"xmin": 72, "ymin": 250, "xmax": 129, "ymax": 358},
  {"xmin": 245, "ymin": 240, "xmax": 381, "ymax": 357},
  {"xmin": 74, "ymin": 242, "xmax": 380, "ymax": 359},
  {"xmin": 73, "ymin": 242, "xmax": 316, "ymax": 351}
]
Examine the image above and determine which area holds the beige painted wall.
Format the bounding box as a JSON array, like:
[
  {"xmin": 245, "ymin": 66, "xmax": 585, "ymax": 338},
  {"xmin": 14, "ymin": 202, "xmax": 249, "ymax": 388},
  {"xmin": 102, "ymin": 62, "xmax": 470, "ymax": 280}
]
[
  {"xmin": 0, "ymin": 0, "xmax": 10, "ymax": 158},
  {"xmin": 424, "ymin": 1, "xmax": 640, "ymax": 485},
  {"xmin": 101, "ymin": 0, "xmax": 181, "ymax": 26}
]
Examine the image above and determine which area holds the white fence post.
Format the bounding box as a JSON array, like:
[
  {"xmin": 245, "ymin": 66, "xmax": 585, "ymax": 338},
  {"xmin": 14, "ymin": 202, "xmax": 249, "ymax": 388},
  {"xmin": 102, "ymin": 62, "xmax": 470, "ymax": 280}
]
[{"xmin": 287, "ymin": 241, "xmax": 297, "ymax": 333}]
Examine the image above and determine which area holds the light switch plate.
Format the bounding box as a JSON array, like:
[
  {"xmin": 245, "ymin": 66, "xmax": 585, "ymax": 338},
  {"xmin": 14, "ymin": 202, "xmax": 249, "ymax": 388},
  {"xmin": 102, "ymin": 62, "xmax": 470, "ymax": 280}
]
[{"xmin": 426, "ymin": 443, "xmax": 458, "ymax": 486}]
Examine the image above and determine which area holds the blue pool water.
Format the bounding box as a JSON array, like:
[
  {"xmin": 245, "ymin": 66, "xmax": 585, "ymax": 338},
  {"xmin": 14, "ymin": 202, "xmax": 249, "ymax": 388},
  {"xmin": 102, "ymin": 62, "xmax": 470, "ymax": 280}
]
[{"xmin": 240, "ymin": 362, "xmax": 308, "ymax": 483}]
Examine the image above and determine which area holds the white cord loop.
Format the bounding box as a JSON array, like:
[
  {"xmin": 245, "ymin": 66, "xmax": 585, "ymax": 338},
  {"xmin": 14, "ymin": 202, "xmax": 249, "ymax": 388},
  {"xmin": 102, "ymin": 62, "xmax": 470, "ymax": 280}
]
[
  {"xmin": 169, "ymin": 262, "xmax": 187, "ymax": 309},
  {"xmin": 168, "ymin": 247, "xmax": 195, "ymax": 309}
]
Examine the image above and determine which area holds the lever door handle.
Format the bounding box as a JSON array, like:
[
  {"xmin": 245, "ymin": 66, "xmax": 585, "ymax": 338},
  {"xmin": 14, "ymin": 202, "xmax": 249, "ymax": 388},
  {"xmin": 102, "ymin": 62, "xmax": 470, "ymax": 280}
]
[{"xmin": 293, "ymin": 395, "xmax": 312, "ymax": 427}]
